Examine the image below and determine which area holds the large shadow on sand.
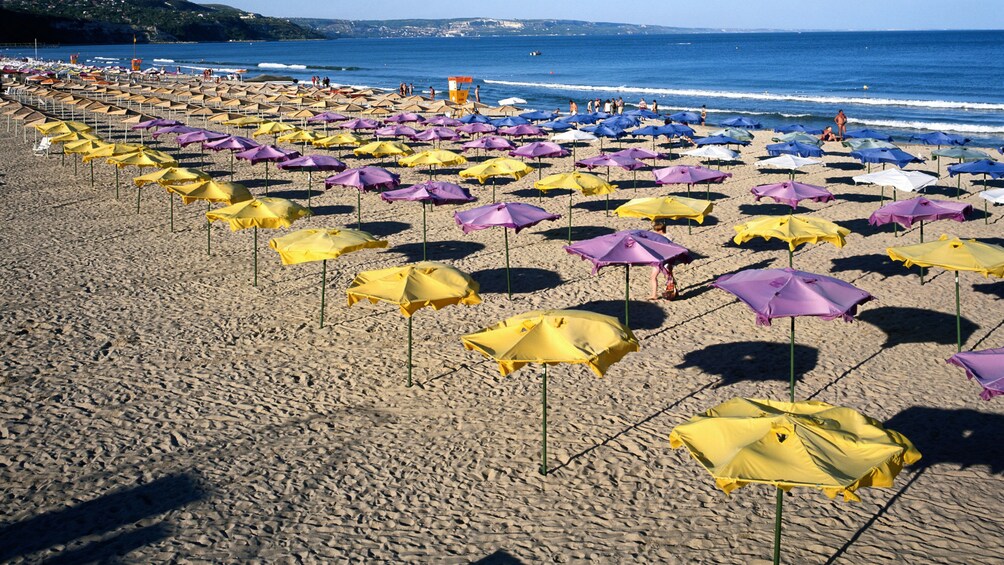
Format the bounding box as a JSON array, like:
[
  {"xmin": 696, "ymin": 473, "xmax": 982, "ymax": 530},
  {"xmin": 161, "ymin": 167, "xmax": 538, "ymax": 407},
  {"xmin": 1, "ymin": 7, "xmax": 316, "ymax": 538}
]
[
  {"xmin": 472, "ymin": 267, "xmax": 564, "ymax": 295},
  {"xmin": 0, "ymin": 473, "xmax": 204, "ymax": 563},
  {"xmin": 857, "ymin": 306, "xmax": 979, "ymax": 348},
  {"xmin": 675, "ymin": 340, "xmax": 819, "ymax": 388}
]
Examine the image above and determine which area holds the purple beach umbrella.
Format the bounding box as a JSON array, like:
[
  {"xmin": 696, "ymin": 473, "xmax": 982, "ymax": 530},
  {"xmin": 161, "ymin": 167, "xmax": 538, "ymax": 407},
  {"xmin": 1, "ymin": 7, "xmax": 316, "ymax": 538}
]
[
  {"xmin": 750, "ymin": 181, "xmax": 835, "ymax": 210},
  {"xmin": 653, "ymin": 164, "xmax": 732, "ymax": 199},
  {"xmin": 236, "ymin": 145, "xmax": 300, "ymax": 194},
  {"xmin": 712, "ymin": 267, "xmax": 874, "ymax": 400},
  {"xmin": 510, "ymin": 141, "xmax": 570, "ymax": 180},
  {"xmin": 462, "ymin": 135, "xmax": 515, "ymax": 154},
  {"xmin": 277, "ymin": 154, "xmax": 347, "ymax": 208},
  {"xmin": 577, "ymin": 152, "xmax": 647, "ymax": 201},
  {"xmin": 413, "ymin": 127, "xmax": 460, "ymax": 144},
  {"xmin": 499, "ymin": 124, "xmax": 543, "ymax": 138},
  {"xmin": 458, "ymin": 122, "xmax": 498, "ymax": 136},
  {"xmin": 612, "ymin": 147, "xmax": 663, "ymax": 161},
  {"xmin": 204, "ymin": 135, "xmax": 260, "ymax": 176},
  {"xmin": 565, "ymin": 229, "xmax": 692, "ymax": 324},
  {"xmin": 454, "ymin": 202, "xmax": 560, "ymax": 298},
  {"xmin": 425, "ymin": 115, "xmax": 464, "ymax": 127},
  {"xmin": 381, "ymin": 181, "xmax": 476, "ymax": 259},
  {"xmin": 947, "ymin": 347, "xmax": 1004, "ymax": 400},
  {"xmin": 342, "ymin": 118, "xmax": 382, "ymax": 130},
  {"xmin": 177, "ymin": 129, "xmax": 227, "ymax": 148},
  {"xmin": 325, "ymin": 166, "xmax": 401, "ymax": 228},
  {"xmin": 385, "ymin": 112, "xmax": 425, "ymax": 124},
  {"xmin": 132, "ymin": 118, "xmax": 181, "ymax": 130},
  {"xmin": 152, "ymin": 125, "xmax": 201, "ymax": 140},
  {"xmin": 375, "ymin": 124, "xmax": 418, "ymax": 139},
  {"xmin": 308, "ymin": 112, "xmax": 348, "ymax": 123}
]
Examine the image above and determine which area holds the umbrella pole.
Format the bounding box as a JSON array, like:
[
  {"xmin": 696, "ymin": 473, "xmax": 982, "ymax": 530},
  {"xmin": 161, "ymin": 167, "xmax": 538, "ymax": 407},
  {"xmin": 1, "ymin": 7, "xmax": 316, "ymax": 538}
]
[
  {"xmin": 253, "ymin": 226, "xmax": 258, "ymax": 287},
  {"xmin": 688, "ymin": 218, "xmax": 692, "ymax": 235},
  {"xmin": 567, "ymin": 190, "xmax": 573, "ymax": 244},
  {"xmin": 307, "ymin": 171, "xmax": 312, "ymax": 209},
  {"xmin": 540, "ymin": 364, "xmax": 548, "ymax": 476},
  {"xmin": 687, "ymin": 183, "xmax": 691, "ymax": 198},
  {"xmin": 706, "ymin": 181, "xmax": 711, "ymax": 201},
  {"xmin": 207, "ymin": 202, "xmax": 212, "ymax": 256},
  {"xmin": 169, "ymin": 192, "xmax": 174, "ymax": 232},
  {"xmin": 407, "ymin": 315, "xmax": 413, "ymax": 387},
  {"xmin": 605, "ymin": 193, "xmax": 610, "ymax": 217},
  {"xmin": 422, "ymin": 204, "xmax": 428, "ymax": 261},
  {"xmin": 789, "ymin": 317, "xmax": 796, "ymax": 401},
  {"xmin": 504, "ymin": 228, "xmax": 512, "ymax": 300},
  {"xmin": 136, "ymin": 185, "xmax": 142, "ymax": 213},
  {"xmin": 624, "ymin": 266, "xmax": 630, "ymax": 326},
  {"xmin": 320, "ymin": 260, "xmax": 326, "ymax": 328},
  {"xmin": 773, "ymin": 488, "xmax": 784, "ymax": 565},
  {"xmin": 788, "ymin": 249, "xmax": 793, "ymax": 268},
  {"xmin": 956, "ymin": 174, "xmax": 961, "ymax": 198},
  {"xmin": 230, "ymin": 152, "xmax": 234, "ymax": 178},
  {"xmin": 90, "ymin": 160, "xmax": 94, "ymax": 189},
  {"xmin": 955, "ymin": 272, "xmax": 962, "ymax": 353},
  {"xmin": 492, "ymin": 177, "xmax": 497, "ymax": 203},
  {"xmin": 357, "ymin": 190, "xmax": 362, "ymax": 229},
  {"xmin": 985, "ymin": 200, "xmax": 989, "ymax": 225},
  {"xmin": 264, "ymin": 162, "xmax": 270, "ymax": 196},
  {"xmin": 115, "ymin": 167, "xmax": 120, "ymax": 199}
]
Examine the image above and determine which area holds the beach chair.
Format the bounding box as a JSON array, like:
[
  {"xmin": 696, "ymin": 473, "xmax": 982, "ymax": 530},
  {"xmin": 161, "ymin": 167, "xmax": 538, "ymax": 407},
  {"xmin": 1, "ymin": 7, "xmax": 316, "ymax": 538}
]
[{"xmin": 33, "ymin": 136, "xmax": 51, "ymax": 157}]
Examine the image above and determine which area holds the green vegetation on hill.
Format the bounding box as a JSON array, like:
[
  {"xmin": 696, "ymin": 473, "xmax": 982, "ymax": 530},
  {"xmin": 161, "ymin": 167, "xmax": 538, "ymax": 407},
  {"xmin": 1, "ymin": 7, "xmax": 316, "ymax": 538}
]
[{"xmin": 0, "ymin": 0, "xmax": 322, "ymax": 44}]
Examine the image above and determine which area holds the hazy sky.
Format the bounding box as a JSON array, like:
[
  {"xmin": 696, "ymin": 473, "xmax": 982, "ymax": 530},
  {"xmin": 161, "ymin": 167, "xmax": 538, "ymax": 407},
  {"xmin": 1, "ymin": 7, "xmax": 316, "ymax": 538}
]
[{"xmin": 204, "ymin": 0, "xmax": 1004, "ymax": 30}]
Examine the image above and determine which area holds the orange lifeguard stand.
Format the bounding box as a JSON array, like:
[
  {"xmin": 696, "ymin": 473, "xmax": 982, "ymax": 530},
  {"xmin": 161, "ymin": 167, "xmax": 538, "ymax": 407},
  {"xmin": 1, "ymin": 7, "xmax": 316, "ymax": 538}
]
[
  {"xmin": 448, "ymin": 76, "xmax": 472, "ymax": 104},
  {"xmin": 131, "ymin": 58, "xmax": 142, "ymax": 72},
  {"xmin": 69, "ymin": 54, "xmax": 78, "ymax": 65}
]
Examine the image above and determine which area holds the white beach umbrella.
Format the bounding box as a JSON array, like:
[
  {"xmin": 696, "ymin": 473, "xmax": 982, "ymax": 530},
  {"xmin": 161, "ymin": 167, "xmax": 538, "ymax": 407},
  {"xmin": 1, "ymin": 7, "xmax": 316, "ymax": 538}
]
[
  {"xmin": 980, "ymin": 187, "xmax": 1004, "ymax": 204},
  {"xmin": 551, "ymin": 129, "xmax": 599, "ymax": 160},
  {"xmin": 853, "ymin": 169, "xmax": 938, "ymax": 194},
  {"xmin": 755, "ymin": 154, "xmax": 822, "ymax": 171},
  {"xmin": 498, "ymin": 97, "xmax": 527, "ymax": 106},
  {"xmin": 683, "ymin": 145, "xmax": 741, "ymax": 162}
]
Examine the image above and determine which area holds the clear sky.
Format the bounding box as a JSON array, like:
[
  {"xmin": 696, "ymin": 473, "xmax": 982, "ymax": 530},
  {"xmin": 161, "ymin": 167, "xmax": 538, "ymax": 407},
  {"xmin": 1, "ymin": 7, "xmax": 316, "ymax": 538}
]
[{"xmin": 202, "ymin": 0, "xmax": 1004, "ymax": 30}]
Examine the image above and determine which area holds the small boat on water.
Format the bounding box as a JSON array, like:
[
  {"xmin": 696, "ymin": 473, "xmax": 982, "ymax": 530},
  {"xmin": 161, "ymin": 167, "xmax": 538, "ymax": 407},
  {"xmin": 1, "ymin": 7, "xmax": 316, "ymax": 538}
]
[{"xmin": 530, "ymin": 51, "xmax": 542, "ymax": 56}]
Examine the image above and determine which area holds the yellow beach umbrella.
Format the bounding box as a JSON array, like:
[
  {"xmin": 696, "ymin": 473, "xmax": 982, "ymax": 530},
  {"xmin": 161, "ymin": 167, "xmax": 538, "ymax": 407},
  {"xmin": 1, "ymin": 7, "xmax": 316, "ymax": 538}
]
[
  {"xmin": 462, "ymin": 309, "xmax": 639, "ymax": 474},
  {"xmin": 460, "ymin": 157, "xmax": 534, "ymax": 202},
  {"xmin": 615, "ymin": 195, "xmax": 714, "ymax": 235},
  {"xmin": 134, "ymin": 167, "xmax": 212, "ymax": 226},
  {"xmin": 251, "ymin": 121, "xmax": 296, "ymax": 138},
  {"xmin": 887, "ymin": 235, "xmax": 1004, "ymax": 351},
  {"xmin": 671, "ymin": 398, "xmax": 921, "ymax": 565},
  {"xmin": 109, "ymin": 150, "xmax": 180, "ymax": 211},
  {"xmin": 535, "ymin": 171, "xmax": 617, "ymax": 243},
  {"xmin": 34, "ymin": 120, "xmax": 92, "ymax": 135},
  {"xmin": 734, "ymin": 214, "xmax": 850, "ymax": 267},
  {"xmin": 224, "ymin": 115, "xmax": 265, "ymax": 127},
  {"xmin": 81, "ymin": 142, "xmax": 145, "ymax": 194},
  {"xmin": 347, "ymin": 262, "xmax": 481, "ymax": 386},
  {"xmin": 313, "ymin": 132, "xmax": 363, "ymax": 148},
  {"xmin": 207, "ymin": 197, "xmax": 312, "ymax": 286},
  {"xmin": 276, "ymin": 129, "xmax": 322, "ymax": 147},
  {"xmin": 169, "ymin": 180, "xmax": 253, "ymax": 255},
  {"xmin": 270, "ymin": 228, "xmax": 388, "ymax": 327},
  {"xmin": 49, "ymin": 130, "xmax": 100, "ymax": 169},
  {"xmin": 398, "ymin": 149, "xmax": 467, "ymax": 177},
  {"xmin": 353, "ymin": 140, "xmax": 413, "ymax": 158}
]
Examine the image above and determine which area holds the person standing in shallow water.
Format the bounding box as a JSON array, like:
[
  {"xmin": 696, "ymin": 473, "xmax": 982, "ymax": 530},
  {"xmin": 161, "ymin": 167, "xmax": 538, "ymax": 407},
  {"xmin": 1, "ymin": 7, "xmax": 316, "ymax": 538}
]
[{"xmin": 835, "ymin": 109, "xmax": 848, "ymax": 140}]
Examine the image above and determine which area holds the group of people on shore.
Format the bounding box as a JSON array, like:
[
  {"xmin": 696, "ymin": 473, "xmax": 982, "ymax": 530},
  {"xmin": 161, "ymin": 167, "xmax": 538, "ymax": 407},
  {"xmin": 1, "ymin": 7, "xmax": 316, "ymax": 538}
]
[
  {"xmin": 309, "ymin": 76, "xmax": 331, "ymax": 88},
  {"xmin": 398, "ymin": 83, "xmax": 415, "ymax": 97}
]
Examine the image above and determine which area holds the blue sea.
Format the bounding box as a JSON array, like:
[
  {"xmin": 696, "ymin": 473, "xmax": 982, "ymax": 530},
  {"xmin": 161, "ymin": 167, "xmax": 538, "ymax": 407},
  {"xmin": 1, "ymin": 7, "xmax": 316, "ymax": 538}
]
[{"xmin": 9, "ymin": 30, "xmax": 1004, "ymax": 146}]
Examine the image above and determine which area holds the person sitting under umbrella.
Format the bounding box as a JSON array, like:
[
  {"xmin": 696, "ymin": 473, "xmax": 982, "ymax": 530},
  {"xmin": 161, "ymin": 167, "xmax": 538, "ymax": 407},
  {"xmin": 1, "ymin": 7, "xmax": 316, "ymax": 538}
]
[
  {"xmin": 648, "ymin": 221, "xmax": 679, "ymax": 300},
  {"xmin": 820, "ymin": 126, "xmax": 838, "ymax": 142}
]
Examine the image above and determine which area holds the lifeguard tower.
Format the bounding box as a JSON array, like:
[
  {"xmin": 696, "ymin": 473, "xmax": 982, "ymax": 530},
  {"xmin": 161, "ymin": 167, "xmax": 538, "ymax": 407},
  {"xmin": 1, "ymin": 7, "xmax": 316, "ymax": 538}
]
[
  {"xmin": 131, "ymin": 59, "xmax": 142, "ymax": 72},
  {"xmin": 448, "ymin": 76, "xmax": 472, "ymax": 104}
]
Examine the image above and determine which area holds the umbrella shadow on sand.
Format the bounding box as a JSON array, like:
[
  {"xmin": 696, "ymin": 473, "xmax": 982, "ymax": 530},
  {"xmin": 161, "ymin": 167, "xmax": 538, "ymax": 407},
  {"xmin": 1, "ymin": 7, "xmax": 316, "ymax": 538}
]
[
  {"xmin": 973, "ymin": 281, "xmax": 1004, "ymax": 300},
  {"xmin": 739, "ymin": 203, "xmax": 803, "ymax": 216},
  {"xmin": 825, "ymin": 407, "xmax": 1004, "ymax": 564},
  {"xmin": 472, "ymin": 267, "xmax": 563, "ymax": 294},
  {"xmin": 575, "ymin": 198, "xmax": 633, "ymax": 213},
  {"xmin": 676, "ymin": 341, "xmax": 820, "ymax": 388},
  {"xmin": 305, "ymin": 204, "xmax": 355, "ymax": 217},
  {"xmin": 835, "ymin": 218, "xmax": 884, "ymax": 237},
  {"xmin": 838, "ymin": 192, "xmax": 885, "ymax": 204},
  {"xmin": 391, "ymin": 240, "xmax": 486, "ymax": 262},
  {"xmin": 472, "ymin": 549, "xmax": 526, "ymax": 565},
  {"xmin": 353, "ymin": 220, "xmax": 411, "ymax": 238},
  {"xmin": 830, "ymin": 253, "xmax": 915, "ymax": 279},
  {"xmin": 0, "ymin": 473, "xmax": 204, "ymax": 563},
  {"xmin": 857, "ymin": 306, "xmax": 979, "ymax": 348},
  {"xmin": 536, "ymin": 225, "xmax": 616, "ymax": 242},
  {"xmin": 576, "ymin": 299, "xmax": 667, "ymax": 330}
]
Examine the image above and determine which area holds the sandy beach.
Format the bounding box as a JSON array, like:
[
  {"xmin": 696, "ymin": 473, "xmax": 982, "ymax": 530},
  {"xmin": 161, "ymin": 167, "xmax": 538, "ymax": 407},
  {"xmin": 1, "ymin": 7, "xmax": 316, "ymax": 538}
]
[{"xmin": 0, "ymin": 76, "xmax": 1002, "ymax": 564}]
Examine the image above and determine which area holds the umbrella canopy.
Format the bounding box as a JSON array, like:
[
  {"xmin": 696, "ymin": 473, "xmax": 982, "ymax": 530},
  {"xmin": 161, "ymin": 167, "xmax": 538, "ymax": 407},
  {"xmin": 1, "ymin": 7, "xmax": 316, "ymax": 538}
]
[
  {"xmin": 850, "ymin": 148, "xmax": 924, "ymax": 168},
  {"xmin": 887, "ymin": 235, "xmax": 1004, "ymax": 351},
  {"xmin": 204, "ymin": 135, "xmax": 259, "ymax": 152},
  {"xmin": 426, "ymin": 115, "xmax": 464, "ymax": 127},
  {"xmin": 535, "ymin": 171, "xmax": 617, "ymax": 242},
  {"xmin": 457, "ymin": 122, "xmax": 498, "ymax": 135},
  {"xmin": 755, "ymin": 154, "xmax": 822, "ymax": 175},
  {"xmin": 398, "ymin": 149, "xmax": 467, "ymax": 169},
  {"xmin": 565, "ymin": 230, "xmax": 692, "ymax": 324},
  {"xmin": 133, "ymin": 167, "xmax": 209, "ymax": 187},
  {"xmin": 853, "ymin": 169, "xmax": 938, "ymax": 194},
  {"xmin": 307, "ymin": 111, "xmax": 349, "ymax": 123},
  {"xmin": 520, "ymin": 110, "xmax": 558, "ymax": 121},
  {"xmin": 720, "ymin": 116, "xmax": 762, "ymax": 129},
  {"xmin": 169, "ymin": 179, "xmax": 252, "ymax": 205},
  {"xmin": 413, "ymin": 127, "xmax": 461, "ymax": 142},
  {"xmin": 312, "ymin": 132, "xmax": 363, "ymax": 147},
  {"xmin": 459, "ymin": 158, "xmax": 534, "ymax": 201},
  {"xmin": 671, "ymin": 397, "xmax": 920, "ymax": 565},
  {"xmin": 615, "ymin": 196, "xmax": 714, "ymax": 224},
  {"xmin": 131, "ymin": 118, "xmax": 180, "ymax": 130},
  {"xmin": 682, "ymin": 145, "xmax": 741, "ymax": 162},
  {"xmin": 774, "ymin": 124, "xmax": 823, "ymax": 134},
  {"xmin": 668, "ymin": 111, "xmax": 701, "ymax": 124},
  {"xmin": 911, "ymin": 132, "xmax": 970, "ymax": 146},
  {"xmin": 381, "ymin": 181, "xmax": 476, "ymax": 206},
  {"xmin": 34, "ymin": 120, "xmax": 93, "ymax": 135},
  {"xmin": 492, "ymin": 115, "xmax": 529, "ymax": 127},
  {"xmin": 385, "ymin": 112, "xmax": 425, "ymax": 123},
  {"xmin": 947, "ymin": 347, "xmax": 1004, "ymax": 400},
  {"xmin": 842, "ymin": 138, "xmax": 897, "ymax": 151},
  {"xmin": 325, "ymin": 166, "xmax": 402, "ymax": 227},
  {"xmin": 461, "ymin": 309, "xmax": 639, "ymax": 474},
  {"xmin": 80, "ymin": 142, "xmax": 144, "ymax": 162},
  {"xmin": 869, "ymin": 196, "xmax": 971, "ymax": 229},
  {"xmin": 611, "ymin": 147, "xmax": 662, "ymax": 161},
  {"xmin": 499, "ymin": 124, "xmax": 543, "ymax": 137},
  {"xmin": 177, "ymin": 129, "xmax": 227, "ymax": 147},
  {"xmin": 348, "ymin": 262, "xmax": 481, "ymax": 387},
  {"xmin": 933, "ymin": 147, "xmax": 992, "ymax": 161},
  {"xmin": 710, "ymin": 127, "xmax": 756, "ymax": 141},
  {"xmin": 734, "ymin": 215, "xmax": 851, "ymax": 266},
  {"xmin": 235, "ymin": 144, "xmax": 299, "ymax": 164},
  {"xmin": 107, "ymin": 149, "xmax": 178, "ymax": 169},
  {"xmin": 551, "ymin": 129, "xmax": 599, "ymax": 144},
  {"xmin": 151, "ymin": 125, "xmax": 201, "ymax": 139},
  {"xmin": 251, "ymin": 121, "xmax": 296, "ymax": 138},
  {"xmin": 375, "ymin": 124, "xmax": 419, "ymax": 138},
  {"xmin": 766, "ymin": 141, "xmax": 825, "ymax": 158},
  {"xmin": 751, "ymin": 181, "xmax": 835, "ymax": 209},
  {"xmin": 353, "ymin": 140, "xmax": 413, "ymax": 158},
  {"xmin": 341, "ymin": 118, "xmax": 381, "ymax": 130},
  {"xmin": 772, "ymin": 132, "xmax": 823, "ymax": 145},
  {"xmin": 459, "ymin": 113, "xmax": 493, "ymax": 124},
  {"xmin": 462, "ymin": 135, "xmax": 515, "ymax": 152},
  {"xmin": 276, "ymin": 130, "xmax": 323, "ymax": 145},
  {"xmin": 510, "ymin": 141, "xmax": 569, "ymax": 159},
  {"xmin": 695, "ymin": 135, "xmax": 749, "ymax": 147},
  {"xmin": 575, "ymin": 153, "xmax": 646, "ymax": 171},
  {"xmin": 654, "ymin": 165, "xmax": 731, "ymax": 186},
  {"xmin": 277, "ymin": 154, "xmax": 347, "ymax": 172},
  {"xmin": 844, "ymin": 128, "xmax": 893, "ymax": 141},
  {"xmin": 948, "ymin": 159, "xmax": 1004, "ymax": 179}
]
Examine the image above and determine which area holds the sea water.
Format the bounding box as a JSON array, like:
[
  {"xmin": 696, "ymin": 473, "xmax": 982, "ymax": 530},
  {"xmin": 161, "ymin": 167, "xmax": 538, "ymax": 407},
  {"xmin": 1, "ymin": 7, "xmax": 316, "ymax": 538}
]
[{"xmin": 9, "ymin": 30, "xmax": 1004, "ymax": 146}]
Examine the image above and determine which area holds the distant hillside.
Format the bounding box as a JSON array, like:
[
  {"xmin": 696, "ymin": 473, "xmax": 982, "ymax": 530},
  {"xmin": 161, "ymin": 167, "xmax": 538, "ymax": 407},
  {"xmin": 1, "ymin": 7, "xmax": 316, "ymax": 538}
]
[
  {"xmin": 0, "ymin": 0, "xmax": 322, "ymax": 44},
  {"xmin": 292, "ymin": 18, "xmax": 716, "ymax": 39}
]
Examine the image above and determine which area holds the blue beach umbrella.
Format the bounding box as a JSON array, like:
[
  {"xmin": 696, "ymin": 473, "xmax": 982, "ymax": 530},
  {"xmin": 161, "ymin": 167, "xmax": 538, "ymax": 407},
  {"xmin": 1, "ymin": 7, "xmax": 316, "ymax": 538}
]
[
  {"xmin": 625, "ymin": 109, "xmax": 661, "ymax": 119},
  {"xmin": 492, "ymin": 116, "xmax": 530, "ymax": 128},
  {"xmin": 844, "ymin": 129, "xmax": 894, "ymax": 141},
  {"xmin": 663, "ymin": 123, "xmax": 697, "ymax": 138},
  {"xmin": 911, "ymin": 132, "xmax": 971, "ymax": 146},
  {"xmin": 720, "ymin": 116, "xmax": 762, "ymax": 129},
  {"xmin": 460, "ymin": 114, "xmax": 492, "ymax": 124},
  {"xmin": 562, "ymin": 113, "xmax": 601, "ymax": 125},
  {"xmin": 538, "ymin": 120, "xmax": 574, "ymax": 131},
  {"xmin": 775, "ymin": 124, "xmax": 823, "ymax": 134},
  {"xmin": 668, "ymin": 111, "xmax": 701, "ymax": 124},
  {"xmin": 949, "ymin": 159, "xmax": 1004, "ymax": 197},
  {"xmin": 851, "ymin": 148, "xmax": 925, "ymax": 170},
  {"xmin": 603, "ymin": 115, "xmax": 641, "ymax": 129},
  {"xmin": 773, "ymin": 132, "xmax": 824, "ymax": 145},
  {"xmin": 583, "ymin": 124, "xmax": 626, "ymax": 150},
  {"xmin": 520, "ymin": 110, "xmax": 558, "ymax": 122},
  {"xmin": 632, "ymin": 125, "xmax": 670, "ymax": 138},
  {"xmin": 695, "ymin": 135, "xmax": 749, "ymax": 147},
  {"xmin": 767, "ymin": 141, "xmax": 826, "ymax": 158}
]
